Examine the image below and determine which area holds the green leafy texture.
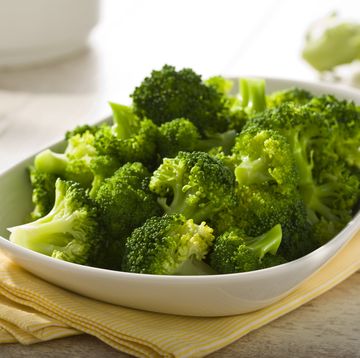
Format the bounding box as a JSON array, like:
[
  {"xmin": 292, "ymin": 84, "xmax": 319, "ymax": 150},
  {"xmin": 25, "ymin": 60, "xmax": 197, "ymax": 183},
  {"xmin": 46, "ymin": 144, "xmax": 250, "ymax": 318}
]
[
  {"xmin": 94, "ymin": 162, "xmax": 162, "ymax": 246},
  {"xmin": 130, "ymin": 64, "xmax": 229, "ymax": 134},
  {"xmin": 302, "ymin": 13, "xmax": 360, "ymax": 72},
  {"xmin": 28, "ymin": 166, "xmax": 58, "ymax": 220},
  {"xmin": 121, "ymin": 214, "xmax": 215, "ymax": 275},
  {"xmin": 209, "ymin": 224, "xmax": 283, "ymax": 273},
  {"xmin": 149, "ymin": 151, "xmax": 236, "ymax": 223},
  {"xmin": 266, "ymin": 88, "xmax": 314, "ymax": 108},
  {"xmin": 9, "ymin": 179, "xmax": 102, "ymax": 265}
]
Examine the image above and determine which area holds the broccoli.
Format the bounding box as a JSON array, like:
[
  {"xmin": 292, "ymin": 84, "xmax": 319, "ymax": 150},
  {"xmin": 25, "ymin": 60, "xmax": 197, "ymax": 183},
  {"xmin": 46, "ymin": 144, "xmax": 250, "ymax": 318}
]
[
  {"xmin": 131, "ymin": 64, "xmax": 229, "ymax": 134},
  {"xmin": 34, "ymin": 130, "xmax": 97, "ymax": 187},
  {"xmin": 121, "ymin": 214, "xmax": 215, "ymax": 275},
  {"xmin": 95, "ymin": 103, "xmax": 159, "ymax": 167},
  {"xmin": 244, "ymin": 100, "xmax": 360, "ymax": 244},
  {"xmin": 28, "ymin": 166, "xmax": 58, "ymax": 220},
  {"xmin": 157, "ymin": 118, "xmax": 237, "ymax": 157},
  {"xmin": 8, "ymin": 179, "xmax": 102, "ymax": 265},
  {"xmin": 302, "ymin": 13, "xmax": 360, "ymax": 72},
  {"xmin": 206, "ymin": 76, "xmax": 267, "ymax": 132},
  {"xmin": 232, "ymin": 129, "xmax": 299, "ymax": 194},
  {"xmin": 209, "ymin": 224, "xmax": 284, "ymax": 274},
  {"xmin": 266, "ymin": 88, "xmax": 313, "ymax": 108},
  {"xmin": 149, "ymin": 151, "xmax": 235, "ymax": 223},
  {"xmin": 94, "ymin": 162, "xmax": 162, "ymax": 248}
]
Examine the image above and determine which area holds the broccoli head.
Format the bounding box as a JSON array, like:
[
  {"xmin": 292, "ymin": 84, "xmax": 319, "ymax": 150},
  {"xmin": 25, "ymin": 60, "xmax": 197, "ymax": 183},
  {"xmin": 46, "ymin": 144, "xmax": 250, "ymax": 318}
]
[
  {"xmin": 9, "ymin": 179, "xmax": 102, "ymax": 265},
  {"xmin": 121, "ymin": 214, "xmax": 215, "ymax": 275},
  {"xmin": 266, "ymin": 88, "xmax": 313, "ymax": 108},
  {"xmin": 131, "ymin": 65, "xmax": 229, "ymax": 134},
  {"xmin": 94, "ymin": 162, "xmax": 162, "ymax": 242},
  {"xmin": 209, "ymin": 224, "xmax": 284, "ymax": 273},
  {"xmin": 149, "ymin": 151, "xmax": 236, "ymax": 223}
]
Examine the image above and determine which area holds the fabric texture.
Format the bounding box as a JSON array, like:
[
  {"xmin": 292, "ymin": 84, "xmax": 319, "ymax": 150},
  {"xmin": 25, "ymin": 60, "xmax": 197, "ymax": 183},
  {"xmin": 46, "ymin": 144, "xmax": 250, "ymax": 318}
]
[{"xmin": 0, "ymin": 231, "xmax": 359, "ymax": 358}]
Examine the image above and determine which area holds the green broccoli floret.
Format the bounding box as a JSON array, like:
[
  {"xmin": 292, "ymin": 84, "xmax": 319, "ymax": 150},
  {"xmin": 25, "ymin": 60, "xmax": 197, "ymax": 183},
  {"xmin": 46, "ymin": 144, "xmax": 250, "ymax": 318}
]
[
  {"xmin": 302, "ymin": 13, "xmax": 360, "ymax": 72},
  {"xmin": 131, "ymin": 65, "xmax": 229, "ymax": 134},
  {"xmin": 206, "ymin": 76, "xmax": 267, "ymax": 132},
  {"xmin": 244, "ymin": 100, "xmax": 360, "ymax": 244},
  {"xmin": 209, "ymin": 224, "xmax": 283, "ymax": 273},
  {"xmin": 34, "ymin": 130, "xmax": 98, "ymax": 187},
  {"xmin": 266, "ymin": 88, "xmax": 313, "ymax": 108},
  {"xmin": 157, "ymin": 118, "xmax": 236, "ymax": 157},
  {"xmin": 232, "ymin": 129, "xmax": 299, "ymax": 194},
  {"xmin": 28, "ymin": 166, "xmax": 58, "ymax": 220},
  {"xmin": 149, "ymin": 151, "xmax": 235, "ymax": 223},
  {"xmin": 94, "ymin": 162, "xmax": 162, "ymax": 245},
  {"xmin": 121, "ymin": 214, "xmax": 215, "ymax": 275},
  {"xmin": 8, "ymin": 179, "xmax": 102, "ymax": 265},
  {"xmin": 95, "ymin": 103, "xmax": 159, "ymax": 167}
]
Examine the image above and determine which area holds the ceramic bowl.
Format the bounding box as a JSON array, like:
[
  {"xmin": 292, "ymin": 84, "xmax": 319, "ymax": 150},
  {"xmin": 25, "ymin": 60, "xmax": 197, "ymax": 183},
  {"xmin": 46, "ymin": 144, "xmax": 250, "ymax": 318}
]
[{"xmin": 0, "ymin": 78, "xmax": 359, "ymax": 317}]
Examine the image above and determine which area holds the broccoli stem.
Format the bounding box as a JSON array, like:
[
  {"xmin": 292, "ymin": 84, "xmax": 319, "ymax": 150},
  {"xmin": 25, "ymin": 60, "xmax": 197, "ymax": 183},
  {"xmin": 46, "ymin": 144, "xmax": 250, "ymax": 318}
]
[
  {"xmin": 235, "ymin": 157, "xmax": 272, "ymax": 186},
  {"xmin": 239, "ymin": 78, "xmax": 266, "ymax": 113},
  {"xmin": 109, "ymin": 102, "xmax": 140, "ymax": 140},
  {"xmin": 245, "ymin": 224, "xmax": 282, "ymax": 259},
  {"xmin": 34, "ymin": 149, "xmax": 68, "ymax": 175},
  {"xmin": 196, "ymin": 130, "xmax": 237, "ymax": 154}
]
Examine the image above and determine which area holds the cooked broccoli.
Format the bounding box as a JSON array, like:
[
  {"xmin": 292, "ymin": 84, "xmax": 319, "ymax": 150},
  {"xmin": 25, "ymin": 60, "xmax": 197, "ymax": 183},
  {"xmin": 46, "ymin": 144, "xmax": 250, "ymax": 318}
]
[
  {"xmin": 121, "ymin": 214, "xmax": 215, "ymax": 275},
  {"xmin": 149, "ymin": 151, "xmax": 235, "ymax": 223},
  {"xmin": 95, "ymin": 103, "xmax": 159, "ymax": 167},
  {"xmin": 9, "ymin": 179, "xmax": 102, "ymax": 265},
  {"xmin": 94, "ymin": 162, "xmax": 162, "ymax": 245},
  {"xmin": 28, "ymin": 166, "xmax": 58, "ymax": 220},
  {"xmin": 232, "ymin": 129, "xmax": 299, "ymax": 194},
  {"xmin": 266, "ymin": 88, "xmax": 313, "ymax": 108},
  {"xmin": 302, "ymin": 13, "xmax": 360, "ymax": 72},
  {"xmin": 157, "ymin": 118, "xmax": 236, "ymax": 157},
  {"xmin": 131, "ymin": 65, "xmax": 229, "ymax": 134},
  {"xmin": 34, "ymin": 130, "xmax": 97, "ymax": 187},
  {"xmin": 209, "ymin": 224, "xmax": 284, "ymax": 273},
  {"xmin": 244, "ymin": 100, "xmax": 360, "ymax": 244}
]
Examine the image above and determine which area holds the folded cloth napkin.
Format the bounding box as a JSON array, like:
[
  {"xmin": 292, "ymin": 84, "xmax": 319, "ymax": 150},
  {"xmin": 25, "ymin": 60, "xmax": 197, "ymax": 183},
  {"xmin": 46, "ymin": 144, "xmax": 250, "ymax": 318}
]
[{"xmin": 0, "ymin": 232, "xmax": 359, "ymax": 358}]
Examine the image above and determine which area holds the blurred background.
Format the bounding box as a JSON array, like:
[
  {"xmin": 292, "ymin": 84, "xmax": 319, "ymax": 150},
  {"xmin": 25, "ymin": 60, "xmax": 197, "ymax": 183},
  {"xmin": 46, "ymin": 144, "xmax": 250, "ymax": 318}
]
[{"xmin": 0, "ymin": 0, "xmax": 359, "ymax": 170}]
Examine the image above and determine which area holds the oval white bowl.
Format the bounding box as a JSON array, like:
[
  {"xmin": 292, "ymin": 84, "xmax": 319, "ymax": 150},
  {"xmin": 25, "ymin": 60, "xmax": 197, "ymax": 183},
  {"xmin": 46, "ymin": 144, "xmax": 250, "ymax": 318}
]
[{"xmin": 0, "ymin": 78, "xmax": 359, "ymax": 317}]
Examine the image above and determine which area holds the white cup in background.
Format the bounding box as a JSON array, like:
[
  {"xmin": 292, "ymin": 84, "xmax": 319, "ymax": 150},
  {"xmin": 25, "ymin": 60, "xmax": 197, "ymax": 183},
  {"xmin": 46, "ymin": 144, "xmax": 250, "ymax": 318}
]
[{"xmin": 0, "ymin": 0, "xmax": 99, "ymax": 68}]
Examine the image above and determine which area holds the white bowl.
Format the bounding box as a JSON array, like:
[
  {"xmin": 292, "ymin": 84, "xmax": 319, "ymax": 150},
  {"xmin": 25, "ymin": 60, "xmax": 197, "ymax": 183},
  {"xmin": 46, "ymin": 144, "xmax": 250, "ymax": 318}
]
[{"xmin": 0, "ymin": 78, "xmax": 359, "ymax": 317}]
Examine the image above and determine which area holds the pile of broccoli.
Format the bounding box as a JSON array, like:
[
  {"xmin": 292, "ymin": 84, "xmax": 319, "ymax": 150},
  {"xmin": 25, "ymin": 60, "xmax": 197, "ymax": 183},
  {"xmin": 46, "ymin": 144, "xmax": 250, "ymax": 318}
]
[{"xmin": 8, "ymin": 64, "xmax": 360, "ymax": 275}]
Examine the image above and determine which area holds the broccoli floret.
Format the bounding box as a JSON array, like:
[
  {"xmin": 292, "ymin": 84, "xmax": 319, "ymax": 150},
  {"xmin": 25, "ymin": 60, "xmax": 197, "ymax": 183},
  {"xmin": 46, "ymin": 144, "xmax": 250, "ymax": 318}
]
[
  {"xmin": 209, "ymin": 224, "xmax": 283, "ymax": 273},
  {"xmin": 9, "ymin": 179, "xmax": 102, "ymax": 265},
  {"xmin": 302, "ymin": 13, "xmax": 360, "ymax": 72},
  {"xmin": 131, "ymin": 65, "xmax": 229, "ymax": 134},
  {"xmin": 157, "ymin": 118, "xmax": 237, "ymax": 157},
  {"xmin": 28, "ymin": 166, "xmax": 57, "ymax": 220},
  {"xmin": 149, "ymin": 151, "xmax": 235, "ymax": 223},
  {"xmin": 244, "ymin": 100, "xmax": 360, "ymax": 244},
  {"xmin": 232, "ymin": 129, "xmax": 299, "ymax": 194},
  {"xmin": 34, "ymin": 130, "xmax": 97, "ymax": 187},
  {"xmin": 95, "ymin": 103, "xmax": 159, "ymax": 167},
  {"xmin": 94, "ymin": 162, "xmax": 162, "ymax": 244},
  {"xmin": 266, "ymin": 88, "xmax": 313, "ymax": 108},
  {"xmin": 122, "ymin": 214, "xmax": 215, "ymax": 275}
]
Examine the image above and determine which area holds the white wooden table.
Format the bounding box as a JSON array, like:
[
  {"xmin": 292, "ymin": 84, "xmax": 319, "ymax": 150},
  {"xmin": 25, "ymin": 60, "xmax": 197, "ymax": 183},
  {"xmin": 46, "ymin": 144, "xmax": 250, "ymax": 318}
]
[{"xmin": 0, "ymin": 0, "xmax": 359, "ymax": 356}]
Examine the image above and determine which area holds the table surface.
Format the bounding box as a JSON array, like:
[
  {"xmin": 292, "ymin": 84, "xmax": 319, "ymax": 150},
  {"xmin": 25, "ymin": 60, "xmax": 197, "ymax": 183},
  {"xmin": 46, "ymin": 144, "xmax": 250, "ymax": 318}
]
[{"xmin": 0, "ymin": 0, "xmax": 359, "ymax": 356}]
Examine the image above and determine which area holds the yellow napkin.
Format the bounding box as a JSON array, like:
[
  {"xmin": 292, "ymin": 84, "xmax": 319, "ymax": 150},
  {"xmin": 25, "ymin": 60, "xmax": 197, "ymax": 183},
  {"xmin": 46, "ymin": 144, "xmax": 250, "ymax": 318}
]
[{"xmin": 0, "ymin": 232, "xmax": 359, "ymax": 358}]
